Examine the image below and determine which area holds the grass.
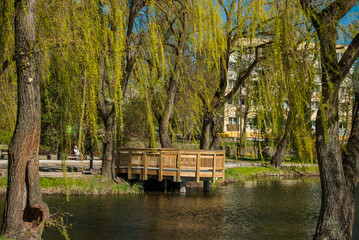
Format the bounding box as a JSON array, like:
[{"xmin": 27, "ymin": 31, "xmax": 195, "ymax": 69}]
[
  {"xmin": 0, "ymin": 176, "xmax": 143, "ymax": 196},
  {"xmin": 225, "ymin": 165, "xmax": 319, "ymax": 182}
]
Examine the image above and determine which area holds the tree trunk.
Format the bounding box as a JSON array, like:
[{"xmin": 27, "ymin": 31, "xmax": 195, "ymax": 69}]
[
  {"xmin": 313, "ymin": 83, "xmax": 352, "ymax": 239},
  {"xmin": 313, "ymin": 26, "xmax": 354, "ymax": 240},
  {"xmin": 271, "ymin": 109, "xmax": 292, "ymax": 168},
  {"xmin": 98, "ymin": 53, "xmax": 115, "ymax": 179},
  {"xmin": 159, "ymin": 116, "xmax": 172, "ymax": 148},
  {"xmin": 200, "ymin": 111, "xmax": 213, "ymax": 149},
  {"xmin": 77, "ymin": 76, "xmax": 87, "ymax": 150},
  {"xmin": 1, "ymin": 0, "xmax": 50, "ymax": 239},
  {"xmin": 101, "ymin": 112, "xmax": 115, "ymax": 178}
]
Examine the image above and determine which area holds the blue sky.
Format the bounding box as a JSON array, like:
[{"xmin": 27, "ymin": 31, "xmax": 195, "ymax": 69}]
[{"xmin": 338, "ymin": 4, "xmax": 358, "ymax": 44}]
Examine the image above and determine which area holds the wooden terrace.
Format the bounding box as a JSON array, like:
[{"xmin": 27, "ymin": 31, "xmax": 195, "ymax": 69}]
[{"xmin": 115, "ymin": 148, "xmax": 225, "ymax": 191}]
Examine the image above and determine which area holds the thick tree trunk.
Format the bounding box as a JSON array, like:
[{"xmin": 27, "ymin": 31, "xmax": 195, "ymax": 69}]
[
  {"xmin": 271, "ymin": 109, "xmax": 292, "ymax": 168},
  {"xmin": 314, "ymin": 84, "xmax": 353, "ymax": 239},
  {"xmin": 1, "ymin": 0, "xmax": 50, "ymax": 239},
  {"xmin": 298, "ymin": 1, "xmax": 359, "ymax": 238},
  {"xmin": 313, "ymin": 26, "xmax": 354, "ymax": 240},
  {"xmin": 200, "ymin": 111, "xmax": 213, "ymax": 149}
]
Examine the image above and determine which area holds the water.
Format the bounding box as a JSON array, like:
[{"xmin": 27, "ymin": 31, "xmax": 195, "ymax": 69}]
[{"xmin": 2, "ymin": 178, "xmax": 359, "ymax": 239}]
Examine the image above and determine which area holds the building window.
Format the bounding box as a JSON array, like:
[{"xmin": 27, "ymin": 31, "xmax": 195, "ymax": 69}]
[
  {"xmin": 228, "ymin": 79, "xmax": 236, "ymax": 89},
  {"xmin": 228, "ymin": 117, "xmax": 238, "ymax": 124},
  {"xmin": 241, "ymin": 98, "xmax": 245, "ymax": 105}
]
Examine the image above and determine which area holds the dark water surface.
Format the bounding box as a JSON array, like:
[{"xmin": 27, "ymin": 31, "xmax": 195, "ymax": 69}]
[{"xmin": 3, "ymin": 178, "xmax": 359, "ymax": 240}]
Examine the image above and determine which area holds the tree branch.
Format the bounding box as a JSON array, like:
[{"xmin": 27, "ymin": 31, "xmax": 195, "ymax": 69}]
[
  {"xmin": 338, "ymin": 33, "xmax": 359, "ymax": 78},
  {"xmin": 319, "ymin": 0, "xmax": 358, "ymax": 22},
  {"xmin": 223, "ymin": 53, "xmax": 261, "ymax": 106}
]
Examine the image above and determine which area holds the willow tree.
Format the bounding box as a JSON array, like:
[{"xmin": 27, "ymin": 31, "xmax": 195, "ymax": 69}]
[
  {"xmin": 134, "ymin": 0, "xmax": 211, "ymax": 148},
  {"xmin": 300, "ymin": 0, "xmax": 359, "ymax": 239},
  {"xmin": 1, "ymin": 0, "xmax": 50, "ymax": 239},
  {"xmin": 197, "ymin": 0, "xmax": 272, "ymax": 149},
  {"xmin": 97, "ymin": 0, "xmax": 147, "ymax": 178},
  {"xmin": 253, "ymin": 0, "xmax": 317, "ymax": 167}
]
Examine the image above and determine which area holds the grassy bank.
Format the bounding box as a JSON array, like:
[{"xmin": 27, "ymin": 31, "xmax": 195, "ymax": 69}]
[
  {"xmin": 225, "ymin": 165, "xmax": 319, "ymax": 182},
  {"xmin": 0, "ymin": 176, "xmax": 143, "ymax": 196}
]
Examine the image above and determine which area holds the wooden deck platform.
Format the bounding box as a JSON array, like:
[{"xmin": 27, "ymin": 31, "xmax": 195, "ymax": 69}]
[{"xmin": 115, "ymin": 148, "xmax": 225, "ymax": 183}]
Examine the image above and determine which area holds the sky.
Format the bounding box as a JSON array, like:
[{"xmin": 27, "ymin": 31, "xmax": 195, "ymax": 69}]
[{"xmin": 338, "ymin": 4, "xmax": 359, "ymax": 45}]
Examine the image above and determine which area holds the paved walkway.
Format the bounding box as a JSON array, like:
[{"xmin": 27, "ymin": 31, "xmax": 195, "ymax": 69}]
[{"xmin": 0, "ymin": 159, "xmax": 317, "ymax": 177}]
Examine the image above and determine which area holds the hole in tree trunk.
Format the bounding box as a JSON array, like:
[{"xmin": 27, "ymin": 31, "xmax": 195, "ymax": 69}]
[{"xmin": 23, "ymin": 205, "xmax": 44, "ymax": 228}]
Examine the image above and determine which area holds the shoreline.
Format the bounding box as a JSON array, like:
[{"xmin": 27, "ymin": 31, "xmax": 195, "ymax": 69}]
[{"xmin": 0, "ymin": 165, "xmax": 320, "ymax": 196}]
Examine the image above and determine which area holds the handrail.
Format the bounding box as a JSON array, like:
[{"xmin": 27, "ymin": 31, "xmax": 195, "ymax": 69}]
[{"xmin": 116, "ymin": 148, "xmax": 225, "ymax": 182}]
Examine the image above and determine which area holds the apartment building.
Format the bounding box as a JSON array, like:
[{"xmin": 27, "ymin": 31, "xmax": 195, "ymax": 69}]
[{"xmin": 222, "ymin": 44, "xmax": 354, "ymax": 139}]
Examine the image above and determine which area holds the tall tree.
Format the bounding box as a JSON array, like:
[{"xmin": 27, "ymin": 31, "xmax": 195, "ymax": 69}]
[
  {"xmin": 198, "ymin": 0, "xmax": 269, "ymax": 149},
  {"xmin": 98, "ymin": 0, "xmax": 146, "ymax": 178},
  {"xmin": 1, "ymin": 0, "xmax": 49, "ymax": 239},
  {"xmin": 300, "ymin": 0, "xmax": 359, "ymax": 239}
]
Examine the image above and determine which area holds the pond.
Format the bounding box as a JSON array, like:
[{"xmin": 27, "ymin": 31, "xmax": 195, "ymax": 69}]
[{"xmin": 3, "ymin": 178, "xmax": 359, "ymax": 239}]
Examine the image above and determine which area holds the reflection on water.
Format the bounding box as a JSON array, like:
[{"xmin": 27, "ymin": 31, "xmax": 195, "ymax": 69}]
[{"xmin": 1, "ymin": 178, "xmax": 359, "ymax": 239}]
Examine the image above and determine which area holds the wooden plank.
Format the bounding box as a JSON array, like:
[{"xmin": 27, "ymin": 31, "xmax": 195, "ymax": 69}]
[
  {"xmin": 143, "ymin": 152, "xmax": 148, "ymax": 180},
  {"xmin": 177, "ymin": 151, "xmax": 181, "ymax": 182},
  {"xmin": 128, "ymin": 150, "xmax": 132, "ymax": 179},
  {"xmin": 196, "ymin": 153, "xmax": 200, "ymax": 183},
  {"xmin": 212, "ymin": 153, "xmax": 216, "ymax": 183},
  {"xmin": 159, "ymin": 151, "xmax": 163, "ymax": 181}
]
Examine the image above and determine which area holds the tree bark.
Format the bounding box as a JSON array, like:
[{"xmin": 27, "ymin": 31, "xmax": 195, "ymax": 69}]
[
  {"xmin": 200, "ymin": 111, "xmax": 213, "ymax": 149},
  {"xmin": 159, "ymin": 116, "xmax": 172, "ymax": 148},
  {"xmin": 271, "ymin": 109, "xmax": 292, "ymax": 168},
  {"xmin": 299, "ymin": 1, "xmax": 359, "ymax": 239},
  {"xmin": 101, "ymin": 112, "xmax": 115, "ymax": 178},
  {"xmin": 98, "ymin": 54, "xmax": 115, "ymax": 178},
  {"xmin": 1, "ymin": 0, "xmax": 50, "ymax": 239}
]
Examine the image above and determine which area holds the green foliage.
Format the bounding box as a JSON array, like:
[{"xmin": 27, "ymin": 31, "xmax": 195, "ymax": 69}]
[
  {"xmin": 0, "ymin": 176, "xmax": 143, "ymax": 195},
  {"xmin": 225, "ymin": 165, "xmax": 319, "ymax": 181},
  {"xmin": 46, "ymin": 211, "xmax": 72, "ymax": 240}
]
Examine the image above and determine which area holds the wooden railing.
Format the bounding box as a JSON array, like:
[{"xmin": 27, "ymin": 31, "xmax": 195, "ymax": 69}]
[{"xmin": 115, "ymin": 148, "xmax": 225, "ymax": 183}]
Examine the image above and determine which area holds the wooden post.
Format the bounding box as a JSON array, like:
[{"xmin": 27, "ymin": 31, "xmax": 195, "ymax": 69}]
[
  {"xmin": 159, "ymin": 150, "xmax": 163, "ymax": 181},
  {"xmin": 196, "ymin": 153, "xmax": 200, "ymax": 183},
  {"xmin": 177, "ymin": 151, "xmax": 181, "ymax": 182},
  {"xmin": 222, "ymin": 153, "xmax": 225, "ymax": 181},
  {"xmin": 128, "ymin": 150, "xmax": 132, "ymax": 179},
  {"xmin": 143, "ymin": 152, "xmax": 148, "ymax": 181},
  {"xmin": 212, "ymin": 153, "xmax": 216, "ymax": 183}
]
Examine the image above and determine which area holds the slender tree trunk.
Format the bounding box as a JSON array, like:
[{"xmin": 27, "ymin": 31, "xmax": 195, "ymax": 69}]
[
  {"xmin": 98, "ymin": 54, "xmax": 115, "ymax": 178},
  {"xmin": 238, "ymin": 105, "xmax": 249, "ymax": 156},
  {"xmin": 200, "ymin": 111, "xmax": 213, "ymax": 149},
  {"xmin": 1, "ymin": 0, "xmax": 49, "ymax": 239},
  {"xmin": 101, "ymin": 112, "xmax": 115, "ymax": 178},
  {"xmin": 271, "ymin": 109, "xmax": 292, "ymax": 168},
  {"xmin": 159, "ymin": 116, "xmax": 172, "ymax": 148},
  {"xmin": 77, "ymin": 76, "xmax": 87, "ymax": 150}
]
